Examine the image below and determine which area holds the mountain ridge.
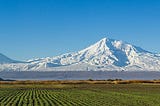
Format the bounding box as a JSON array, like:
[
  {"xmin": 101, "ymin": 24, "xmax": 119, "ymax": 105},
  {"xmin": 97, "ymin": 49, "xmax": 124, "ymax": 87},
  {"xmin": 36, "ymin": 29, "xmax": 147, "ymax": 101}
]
[{"xmin": 0, "ymin": 37, "xmax": 160, "ymax": 71}]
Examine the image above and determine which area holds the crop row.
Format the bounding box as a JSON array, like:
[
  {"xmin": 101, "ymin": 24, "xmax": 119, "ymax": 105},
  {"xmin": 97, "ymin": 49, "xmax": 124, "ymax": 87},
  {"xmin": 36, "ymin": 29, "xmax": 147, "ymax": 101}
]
[
  {"xmin": 1, "ymin": 86, "xmax": 160, "ymax": 106},
  {"xmin": 0, "ymin": 89, "xmax": 94, "ymax": 106}
]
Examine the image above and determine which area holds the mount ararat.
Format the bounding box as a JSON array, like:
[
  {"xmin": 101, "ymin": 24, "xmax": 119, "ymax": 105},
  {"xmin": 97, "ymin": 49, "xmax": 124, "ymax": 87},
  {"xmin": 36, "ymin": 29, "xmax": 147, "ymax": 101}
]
[{"xmin": 0, "ymin": 38, "xmax": 160, "ymax": 71}]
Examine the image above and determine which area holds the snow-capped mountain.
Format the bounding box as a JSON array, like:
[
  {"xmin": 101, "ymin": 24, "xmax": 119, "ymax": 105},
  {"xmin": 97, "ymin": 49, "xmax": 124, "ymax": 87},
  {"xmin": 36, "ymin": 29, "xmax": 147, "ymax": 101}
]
[{"xmin": 0, "ymin": 38, "xmax": 160, "ymax": 71}]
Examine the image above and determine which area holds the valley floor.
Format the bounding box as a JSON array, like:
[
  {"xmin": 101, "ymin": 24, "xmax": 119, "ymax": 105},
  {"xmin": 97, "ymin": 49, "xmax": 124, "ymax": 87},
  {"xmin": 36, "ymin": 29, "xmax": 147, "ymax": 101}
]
[
  {"xmin": 1, "ymin": 71, "xmax": 160, "ymax": 80},
  {"xmin": 0, "ymin": 83, "xmax": 160, "ymax": 106}
]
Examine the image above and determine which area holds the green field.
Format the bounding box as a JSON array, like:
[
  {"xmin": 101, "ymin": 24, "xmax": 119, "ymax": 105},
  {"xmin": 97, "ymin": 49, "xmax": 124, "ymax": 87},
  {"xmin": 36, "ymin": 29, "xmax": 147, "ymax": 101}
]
[{"xmin": 0, "ymin": 83, "xmax": 160, "ymax": 106}]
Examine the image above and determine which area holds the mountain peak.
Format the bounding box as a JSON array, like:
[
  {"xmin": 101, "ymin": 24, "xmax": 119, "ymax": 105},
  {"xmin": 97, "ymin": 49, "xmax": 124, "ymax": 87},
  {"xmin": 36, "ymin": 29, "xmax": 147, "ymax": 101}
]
[
  {"xmin": 77, "ymin": 37, "xmax": 152, "ymax": 67},
  {"xmin": 97, "ymin": 37, "xmax": 148, "ymax": 53},
  {"xmin": 98, "ymin": 37, "xmax": 123, "ymax": 46},
  {"xmin": 98, "ymin": 37, "xmax": 114, "ymax": 44},
  {"xmin": 99, "ymin": 37, "xmax": 107, "ymax": 42},
  {"xmin": 89, "ymin": 37, "xmax": 128, "ymax": 52}
]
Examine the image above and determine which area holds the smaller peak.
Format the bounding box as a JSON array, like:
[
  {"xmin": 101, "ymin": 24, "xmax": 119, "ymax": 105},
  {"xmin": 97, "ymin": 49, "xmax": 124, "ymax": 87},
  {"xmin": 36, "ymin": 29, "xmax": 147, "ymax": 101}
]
[{"xmin": 0, "ymin": 53, "xmax": 7, "ymax": 57}]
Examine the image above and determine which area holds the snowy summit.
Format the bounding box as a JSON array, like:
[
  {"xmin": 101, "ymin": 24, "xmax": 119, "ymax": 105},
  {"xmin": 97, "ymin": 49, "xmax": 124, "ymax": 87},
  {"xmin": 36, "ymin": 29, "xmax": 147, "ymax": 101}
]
[{"xmin": 0, "ymin": 37, "xmax": 160, "ymax": 71}]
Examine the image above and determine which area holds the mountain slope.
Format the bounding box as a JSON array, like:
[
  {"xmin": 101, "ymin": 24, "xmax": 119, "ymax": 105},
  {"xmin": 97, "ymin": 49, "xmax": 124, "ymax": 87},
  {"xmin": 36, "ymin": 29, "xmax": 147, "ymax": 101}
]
[
  {"xmin": 0, "ymin": 53, "xmax": 20, "ymax": 64},
  {"xmin": 0, "ymin": 38, "xmax": 160, "ymax": 71}
]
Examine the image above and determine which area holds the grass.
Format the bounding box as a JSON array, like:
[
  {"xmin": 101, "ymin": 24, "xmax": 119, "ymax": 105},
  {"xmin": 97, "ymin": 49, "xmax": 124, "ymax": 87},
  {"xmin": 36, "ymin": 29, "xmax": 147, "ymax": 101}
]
[{"xmin": 0, "ymin": 81, "xmax": 160, "ymax": 106}]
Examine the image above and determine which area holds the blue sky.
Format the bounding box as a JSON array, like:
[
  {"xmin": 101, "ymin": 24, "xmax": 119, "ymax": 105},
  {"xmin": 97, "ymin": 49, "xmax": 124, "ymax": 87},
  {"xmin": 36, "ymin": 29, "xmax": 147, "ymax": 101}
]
[{"xmin": 0, "ymin": 0, "xmax": 160, "ymax": 60}]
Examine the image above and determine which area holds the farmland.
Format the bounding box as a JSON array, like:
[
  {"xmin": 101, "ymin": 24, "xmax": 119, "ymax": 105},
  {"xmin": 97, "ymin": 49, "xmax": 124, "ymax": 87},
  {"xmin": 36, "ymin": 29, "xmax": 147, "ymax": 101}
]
[{"xmin": 0, "ymin": 81, "xmax": 160, "ymax": 106}]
